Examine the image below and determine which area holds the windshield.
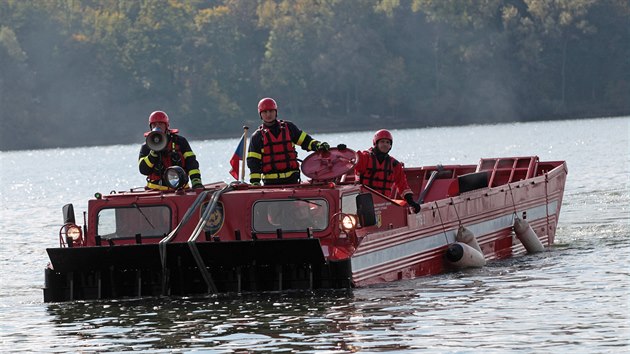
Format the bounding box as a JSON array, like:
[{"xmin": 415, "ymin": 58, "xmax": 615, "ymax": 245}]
[
  {"xmin": 252, "ymin": 198, "xmax": 328, "ymax": 233},
  {"xmin": 97, "ymin": 205, "xmax": 171, "ymax": 239}
]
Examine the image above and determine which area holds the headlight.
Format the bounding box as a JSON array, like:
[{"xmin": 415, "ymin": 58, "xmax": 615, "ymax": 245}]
[
  {"xmin": 341, "ymin": 214, "xmax": 357, "ymax": 231},
  {"xmin": 66, "ymin": 224, "xmax": 82, "ymax": 241},
  {"xmin": 164, "ymin": 166, "xmax": 188, "ymax": 189}
]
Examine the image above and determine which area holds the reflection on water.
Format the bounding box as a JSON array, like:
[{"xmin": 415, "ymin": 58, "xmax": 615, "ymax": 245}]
[
  {"xmin": 1, "ymin": 117, "xmax": 628, "ymax": 352},
  {"xmin": 39, "ymin": 242, "xmax": 628, "ymax": 353},
  {"xmin": 45, "ymin": 291, "xmax": 361, "ymax": 352}
]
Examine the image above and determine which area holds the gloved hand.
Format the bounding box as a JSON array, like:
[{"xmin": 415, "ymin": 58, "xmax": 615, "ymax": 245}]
[
  {"xmin": 337, "ymin": 143, "xmax": 347, "ymax": 150},
  {"xmin": 317, "ymin": 142, "xmax": 330, "ymax": 152},
  {"xmin": 404, "ymin": 193, "xmax": 421, "ymax": 214},
  {"xmin": 191, "ymin": 178, "xmax": 203, "ymax": 189}
]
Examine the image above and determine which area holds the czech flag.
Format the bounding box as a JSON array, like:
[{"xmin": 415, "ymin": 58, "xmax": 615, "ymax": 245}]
[{"xmin": 229, "ymin": 133, "xmax": 245, "ymax": 180}]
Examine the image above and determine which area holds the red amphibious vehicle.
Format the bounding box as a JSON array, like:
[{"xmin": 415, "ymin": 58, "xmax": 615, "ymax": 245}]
[{"xmin": 44, "ymin": 148, "xmax": 567, "ymax": 302}]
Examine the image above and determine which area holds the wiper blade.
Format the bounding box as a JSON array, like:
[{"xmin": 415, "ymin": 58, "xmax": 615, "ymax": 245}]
[{"xmin": 132, "ymin": 203, "xmax": 155, "ymax": 229}]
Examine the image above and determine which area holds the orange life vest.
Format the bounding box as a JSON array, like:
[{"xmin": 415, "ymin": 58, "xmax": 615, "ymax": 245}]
[
  {"xmin": 359, "ymin": 153, "xmax": 399, "ymax": 196},
  {"xmin": 260, "ymin": 120, "xmax": 299, "ymax": 174}
]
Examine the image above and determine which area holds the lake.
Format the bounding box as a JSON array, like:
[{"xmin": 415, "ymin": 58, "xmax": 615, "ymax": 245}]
[{"xmin": 0, "ymin": 116, "xmax": 628, "ymax": 352}]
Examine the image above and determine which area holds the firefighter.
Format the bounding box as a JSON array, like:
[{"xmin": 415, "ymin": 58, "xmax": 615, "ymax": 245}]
[
  {"xmin": 354, "ymin": 129, "xmax": 421, "ymax": 213},
  {"xmin": 247, "ymin": 97, "xmax": 330, "ymax": 185},
  {"xmin": 138, "ymin": 111, "xmax": 203, "ymax": 190}
]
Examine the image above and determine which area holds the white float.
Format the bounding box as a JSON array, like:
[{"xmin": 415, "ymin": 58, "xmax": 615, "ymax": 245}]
[
  {"xmin": 455, "ymin": 225, "xmax": 483, "ymax": 254},
  {"xmin": 445, "ymin": 242, "xmax": 486, "ymax": 268},
  {"xmin": 513, "ymin": 217, "xmax": 545, "ymax": 253}
]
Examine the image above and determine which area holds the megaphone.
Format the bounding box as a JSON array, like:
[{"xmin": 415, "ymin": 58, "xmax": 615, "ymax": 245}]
[{"xmin": 146, "ymin": 128, "xmax": 168, "ymax": 151}]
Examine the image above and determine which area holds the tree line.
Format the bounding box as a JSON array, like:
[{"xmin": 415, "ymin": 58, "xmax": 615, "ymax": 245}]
[{"xmin": 1, "ymin": 0, "xmax": 628, "ymax": 151}]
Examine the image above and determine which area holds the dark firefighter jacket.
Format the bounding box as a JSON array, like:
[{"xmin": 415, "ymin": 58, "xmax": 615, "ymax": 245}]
[
  {"xmin": 246, "ymin": 120, "xmax": 320, "ymax": 184},
  {"xmin": 138, "ymin": 133, "xmax": 201, "ymax": 190}
]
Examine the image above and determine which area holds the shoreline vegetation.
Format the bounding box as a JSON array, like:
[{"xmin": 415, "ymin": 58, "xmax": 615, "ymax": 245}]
[{"xmin": 1, "ymin": 1, "xmax": 628, "ymax": 151}]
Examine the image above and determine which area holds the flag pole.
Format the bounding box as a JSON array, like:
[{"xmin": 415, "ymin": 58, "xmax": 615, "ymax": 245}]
[{"xmin": 241, "ymin": 125, "xmax": 249, "ymax": 182}]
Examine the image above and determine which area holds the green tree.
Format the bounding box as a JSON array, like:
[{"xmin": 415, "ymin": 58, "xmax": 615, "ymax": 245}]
[{"xmin": 192, "ymin": 1, "xmax": 266, "ymax": 133}]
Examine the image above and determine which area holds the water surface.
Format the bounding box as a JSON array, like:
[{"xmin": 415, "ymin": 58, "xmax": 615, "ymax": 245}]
[{"xmin": 0, "ymin": 117, "xmax": 628, "ymax": 352}]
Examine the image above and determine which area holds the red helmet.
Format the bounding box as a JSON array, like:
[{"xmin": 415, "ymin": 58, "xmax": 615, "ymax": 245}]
[
  {"xmin": 373, "ymin": 129, "xmax": 393, "ymax": 145},
  {"xmin": 148, "ymin": 111, "xmax": 169, "ymax": 130},
  {"xmin": 258, "ymin": 97, "xmax": 278, "ymax": 114}
]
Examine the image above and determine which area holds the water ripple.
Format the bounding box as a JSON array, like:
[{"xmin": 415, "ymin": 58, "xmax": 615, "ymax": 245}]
[{"xmin": 1, "ymin": 117, "xmax": 629, "ymax": 352}]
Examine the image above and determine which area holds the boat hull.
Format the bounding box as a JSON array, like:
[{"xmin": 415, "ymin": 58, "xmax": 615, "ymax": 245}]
[
  {"xmin": 43, "ymin": 156, "xmax": 567, "ymax": 302},
  {"xmin": 350, "ymin": 160, "xmax": 567, "ymax": 286}
]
